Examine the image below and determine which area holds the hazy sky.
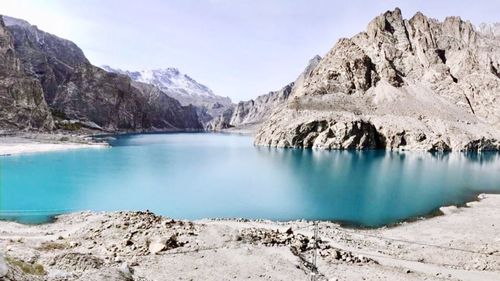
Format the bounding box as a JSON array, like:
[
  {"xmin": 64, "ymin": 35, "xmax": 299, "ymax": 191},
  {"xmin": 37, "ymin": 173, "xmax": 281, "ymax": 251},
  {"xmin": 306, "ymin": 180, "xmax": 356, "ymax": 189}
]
[{"xmin": 2, "ymin": 1, "xmax": 499, "ymax": 101}]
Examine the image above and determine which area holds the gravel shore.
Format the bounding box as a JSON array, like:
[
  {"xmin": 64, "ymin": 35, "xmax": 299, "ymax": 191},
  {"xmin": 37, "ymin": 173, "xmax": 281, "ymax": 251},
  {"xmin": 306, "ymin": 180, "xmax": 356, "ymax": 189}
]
[{"xmin": 0, "ymin": 194, "xmax": 499, "ymax": 280}]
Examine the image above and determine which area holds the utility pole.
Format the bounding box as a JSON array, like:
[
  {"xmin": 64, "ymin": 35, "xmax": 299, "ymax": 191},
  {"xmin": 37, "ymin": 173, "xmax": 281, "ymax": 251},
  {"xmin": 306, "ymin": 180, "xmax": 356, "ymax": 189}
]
[{"xmin": 310, "ymin": 221, "xmax": 319, "ymax": 281}]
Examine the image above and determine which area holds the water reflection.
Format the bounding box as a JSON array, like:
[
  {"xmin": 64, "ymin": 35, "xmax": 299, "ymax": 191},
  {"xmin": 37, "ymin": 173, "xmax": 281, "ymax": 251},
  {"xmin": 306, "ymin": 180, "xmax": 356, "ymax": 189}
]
[{"xmin": 1, "ymin": 133, "xmax": 500, "ymax": 226}]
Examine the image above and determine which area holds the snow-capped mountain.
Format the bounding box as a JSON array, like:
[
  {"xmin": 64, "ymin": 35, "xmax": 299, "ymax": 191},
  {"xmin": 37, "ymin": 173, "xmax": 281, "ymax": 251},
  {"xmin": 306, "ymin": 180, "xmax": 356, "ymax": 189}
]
[{"xmin": 101, "ymin": 66, "xmax": 232, "ymax": 108}]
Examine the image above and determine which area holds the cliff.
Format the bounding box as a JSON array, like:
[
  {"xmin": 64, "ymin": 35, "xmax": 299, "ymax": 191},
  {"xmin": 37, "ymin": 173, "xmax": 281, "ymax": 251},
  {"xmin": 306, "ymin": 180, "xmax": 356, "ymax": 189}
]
[
  {"xmin": 1, "ymin": 15, "xmax": 202, "ymax": 133},
  {"xmin": 0, "ymin": 17, "xmax": 53, "ymax": 132}
]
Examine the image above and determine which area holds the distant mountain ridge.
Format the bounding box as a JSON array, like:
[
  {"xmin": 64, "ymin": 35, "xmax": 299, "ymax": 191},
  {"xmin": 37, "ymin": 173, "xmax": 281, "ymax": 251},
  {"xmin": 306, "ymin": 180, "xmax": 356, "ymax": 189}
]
[
  {"xmin": 102, "ymin": 66, "xmax": 233, "ymax": 124},
  {"xmin": 206, "ymin": 55, "xmax": 322, "ymax": 131}
]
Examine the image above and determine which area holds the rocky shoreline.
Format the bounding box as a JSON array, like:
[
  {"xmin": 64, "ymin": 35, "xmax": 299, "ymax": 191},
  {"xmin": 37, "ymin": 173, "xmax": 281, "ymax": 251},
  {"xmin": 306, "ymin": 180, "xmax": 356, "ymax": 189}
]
[{"xmin": 1, "ymin": 194, "xmax": 499, "ymax": 281}]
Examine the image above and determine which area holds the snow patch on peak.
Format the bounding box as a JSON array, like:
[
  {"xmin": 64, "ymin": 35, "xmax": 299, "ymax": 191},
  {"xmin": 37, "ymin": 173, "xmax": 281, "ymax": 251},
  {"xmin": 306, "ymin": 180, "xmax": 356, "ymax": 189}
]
[
  {"xmin": 101, "ymin": 65, "xmax": 232, "ymax": 108},
  {"xmin": 103, "ymin": 66, "xmax": 217, "ymax": 98}
]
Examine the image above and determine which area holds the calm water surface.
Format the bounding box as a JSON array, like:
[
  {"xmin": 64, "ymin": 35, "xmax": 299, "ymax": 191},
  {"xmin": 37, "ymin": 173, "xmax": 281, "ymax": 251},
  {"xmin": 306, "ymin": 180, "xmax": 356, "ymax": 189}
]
[{"xmin": 1, "ymin": 133, "xmax": 500, "ymax": 227}]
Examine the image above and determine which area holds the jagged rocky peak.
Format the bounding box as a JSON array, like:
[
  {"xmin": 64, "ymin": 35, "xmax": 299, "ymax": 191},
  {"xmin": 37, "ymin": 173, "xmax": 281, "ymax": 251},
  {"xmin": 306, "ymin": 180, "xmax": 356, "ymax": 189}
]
[
  {"xmin": 479, "ymin": 22, "xmax": 500, "ymax": 38},
  {"xmin": 4, "ymin": 15, "xmax": 89, "ymax": 105},
  {"xmin": 296, "ymin": 7, "xmax": 499, "ymax": 95},
  {"xmin": 4, "ymin": 15, "xmax": 89, "ymax": 68},
  {"xmin": 255, "ymin": 8, "xmax": 500, "ymax": 152},
  {"xmin": 299, "ymin": 39, "xmax": 378, "ymax": 96}
]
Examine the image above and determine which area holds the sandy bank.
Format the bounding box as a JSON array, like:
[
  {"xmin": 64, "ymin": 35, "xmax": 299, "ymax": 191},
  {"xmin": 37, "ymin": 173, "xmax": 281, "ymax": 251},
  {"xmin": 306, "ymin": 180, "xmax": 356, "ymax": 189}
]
[
  {"xmin": 0, "ymin": 195, "xmax": 499, "ymax": 280},
  {"xmin": 0, "ymin": 134, "xmax": 108, "ymax": 156}
]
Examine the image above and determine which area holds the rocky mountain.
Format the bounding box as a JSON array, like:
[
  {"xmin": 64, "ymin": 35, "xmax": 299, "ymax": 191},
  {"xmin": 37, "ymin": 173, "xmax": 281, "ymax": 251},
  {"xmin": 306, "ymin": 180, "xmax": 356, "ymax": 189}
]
[
  {"xmin": 206, "ymin": 56, "xmax": 321, "ymax": 131},
  {"xmin": 0, "ymin": 17, "xmax": 53, "ymax": 132},
  {"xmin": 255, "ymin": 8, "xmax": 500, "ymax": 152},
  {"xmin": 101, "ymin": 66, "xmax": 233, "ymax": 124},
  {"xmin": 479, "ymin": 23, "xmax": 500, "ymax": 39},
  {"xmin": 205, "ymin": 82, "xmax": 294, "ymax": 131},
  {"xmin": 2, "ymin": 15, "xmax": 202, "ymax": 132}
]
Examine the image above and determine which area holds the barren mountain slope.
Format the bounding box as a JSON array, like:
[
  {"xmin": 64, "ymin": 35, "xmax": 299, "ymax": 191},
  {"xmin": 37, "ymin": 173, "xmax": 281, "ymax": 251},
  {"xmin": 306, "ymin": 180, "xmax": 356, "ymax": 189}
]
[
  {"xmin": 2, "ymin": 15, "xmax": 202, "ymax": 132},
  {"xmin": 255, "ymin": 9, "xmax": 500, "ymax": 151}
]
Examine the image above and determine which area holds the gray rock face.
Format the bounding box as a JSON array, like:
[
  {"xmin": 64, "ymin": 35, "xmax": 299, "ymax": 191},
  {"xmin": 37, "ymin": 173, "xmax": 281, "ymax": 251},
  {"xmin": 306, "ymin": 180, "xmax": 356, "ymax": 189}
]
[
  {"xmin": 3, "ymin": 15, "xmax": 201, "ymax": 132},
  {"xmin": 0, "ymin": 17, "xmax": 53, "ymax": 132},
  {"xmin": 4, "ymin": 16, "xmax": 89, "ymax": 104},
  {"xmin": 207, "ymin": 56, "xmax": 321, "ymax": 131},
  {"xmin": 255, "ymin": 9, "xmax": 500, "ymax": 151}
]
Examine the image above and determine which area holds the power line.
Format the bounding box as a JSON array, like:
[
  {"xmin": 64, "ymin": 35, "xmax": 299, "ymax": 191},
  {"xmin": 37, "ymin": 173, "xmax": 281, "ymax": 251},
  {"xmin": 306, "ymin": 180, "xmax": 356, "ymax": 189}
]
[{"xmin": 335, "ymin": 227, "xmax": 500, "ymax": 257}]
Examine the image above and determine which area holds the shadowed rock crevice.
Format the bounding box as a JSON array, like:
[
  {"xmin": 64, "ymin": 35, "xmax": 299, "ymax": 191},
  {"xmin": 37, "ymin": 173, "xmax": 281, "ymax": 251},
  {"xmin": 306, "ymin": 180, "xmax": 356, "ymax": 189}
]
[
  {"xmin": 491, "ymin": 62, "xmax": 500, "ymax": 78},
  {"xmin": 436, "ymin": 49, "xmax": 447, "ymax": 64},
  {"xmin": 464, "ymin": 94, "xmax": 476, "ymax": 115}
]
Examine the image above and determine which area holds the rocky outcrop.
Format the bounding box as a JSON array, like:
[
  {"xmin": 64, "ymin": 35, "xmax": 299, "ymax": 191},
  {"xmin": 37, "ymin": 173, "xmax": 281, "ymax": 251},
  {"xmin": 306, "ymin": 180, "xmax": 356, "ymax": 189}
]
[
  {"xmin": 259, "ymin": 119, "xmax": 385, "ymax": 149},
  {"xmin": 204, "ymin": 107, "xmax": 234, "ymax": 131},
  {"xmin": 3, "ymin": 16, "xmax": 202, "ymax": 132},
  {"xmin": 207, "ymin": 56, "xmax": 321, "ymax": 131},
  {"xmin": 255, "ymin": 9, "xmax": 500, "ymax": 151},
  {"xmin": 0, "ymin": 17, "xmax": 53, "ymax": 132}
]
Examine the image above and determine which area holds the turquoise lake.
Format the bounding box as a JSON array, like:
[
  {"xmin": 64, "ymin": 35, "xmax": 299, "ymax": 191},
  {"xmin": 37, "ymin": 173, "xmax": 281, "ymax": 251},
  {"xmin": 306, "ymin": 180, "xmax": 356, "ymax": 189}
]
[{"xmin": 1, "ymin": 133, "xmax": 500, "ymax": 227}]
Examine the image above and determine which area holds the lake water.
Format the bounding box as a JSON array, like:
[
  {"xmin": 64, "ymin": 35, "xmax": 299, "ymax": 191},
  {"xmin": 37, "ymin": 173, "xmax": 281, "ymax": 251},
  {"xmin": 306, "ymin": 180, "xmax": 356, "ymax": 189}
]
[{"xmin": 1, "ymin": 133, "xmax": 500, "ymax": 227}]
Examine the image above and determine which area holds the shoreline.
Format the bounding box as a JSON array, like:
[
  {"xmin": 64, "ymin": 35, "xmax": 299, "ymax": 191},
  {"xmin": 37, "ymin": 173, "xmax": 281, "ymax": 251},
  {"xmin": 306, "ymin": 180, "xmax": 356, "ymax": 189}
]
[
  {"xmin": 1, "ymin": 195, "xmax": 499, "ymax": 280},
  {"xmin": 0, "ymin": 133, "xmax": 108, "ymax": 156}
]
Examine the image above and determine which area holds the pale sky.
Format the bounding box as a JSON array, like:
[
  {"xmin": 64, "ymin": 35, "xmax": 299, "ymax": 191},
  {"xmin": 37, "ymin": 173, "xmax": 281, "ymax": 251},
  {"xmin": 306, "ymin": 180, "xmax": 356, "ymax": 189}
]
[{"xmin": 2, "ymin": 0, "xmax": 499, "ymax": 101}]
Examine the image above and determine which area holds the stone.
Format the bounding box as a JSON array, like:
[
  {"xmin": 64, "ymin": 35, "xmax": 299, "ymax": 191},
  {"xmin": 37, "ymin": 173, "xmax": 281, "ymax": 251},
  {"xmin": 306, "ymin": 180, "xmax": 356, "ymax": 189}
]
[
  {"xmin": 0, "ymin": 255, "xmax": 8, "ymax": 277},
  {"xmin": 119, "ymin": 262, "xmax": 134, "ymax": 279},
  {"xmin": 149, "ymin": 240, "xmax": 167, "ymax": 254}
]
